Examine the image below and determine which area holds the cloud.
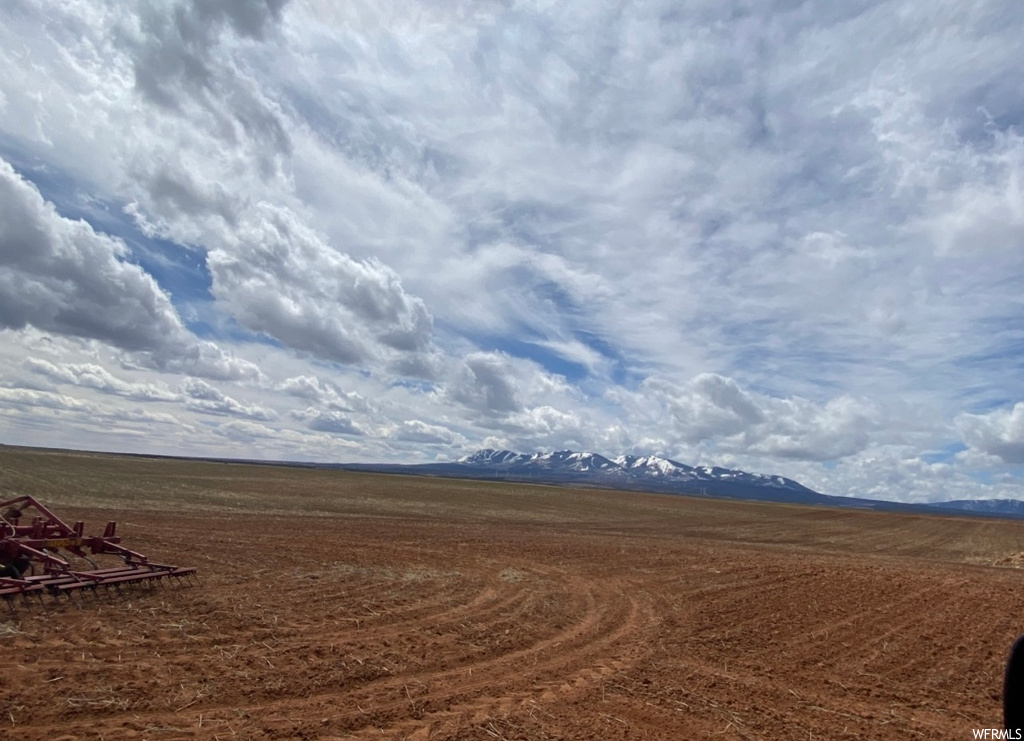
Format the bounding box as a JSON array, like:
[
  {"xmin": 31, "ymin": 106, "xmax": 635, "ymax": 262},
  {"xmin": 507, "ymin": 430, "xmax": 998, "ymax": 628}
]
[
  {"xmin": 0, "ymin": 387, "xmax": 95, "ymax": 414},
  {"xmin": 655, "ymin": 374, "xmax": 765, "ymax": 444},
  {"xmin": 279, "ymin": 374, "xmax": 373, "ymax": 412},
  {"xmin": 0, "ymin": 158, "xmax": 188, "ymax": 351},
  {"xmin": 26, "ymin": 358, "xmax": 178, "ymax": 401},
  {"xmin": 130, "ymin": 0, "xmax": 291, "ymax": 156},
  {"xmin": 207, "ymin": 418, "xmax": 363, "ymax": 457},
  {"xmin": 138, "ymin": 341, "xmax": 266, "ymax": 383},
  {"xmin": 503, "ymin": 405, "xmax": 588, "ymax": 448},
  {"xmin": 618, "ymin": 374, "xmax": 881, "ymax": 463},
  {"xmin": 180, "ymin": 377, "xmax": 275, "ymax": 420},
  {"xmin": 293, "ymin": 408, "xmax": 365, "ymax": 436},
  {"xmin": 444, "ymin": 351, "xmax": 524, "ymax": 416},
  {"xmin": 0, "ymin": 159, "xmax": 264, "ymax": 385},
  {"xmin": 958, "ymin": 403, "xmax": 1024, "ymax": 465},
  {"xmin": 207, "ymin": 203, "xmax": 434, "ymax": 365},
  {"xmin": 391, "ymin": 420, "xmax": 463, "ymax": 446},
  {"xmin": 0, "ymin": 386, "xmax": 184, "ymax": 428},
  {"xmin": 214, "ymin": 418, "xmax": 281, "ymax": 444},
  {"xmin": 789, "ymin": 446, "xmax": 1024, "ymax": 504}
]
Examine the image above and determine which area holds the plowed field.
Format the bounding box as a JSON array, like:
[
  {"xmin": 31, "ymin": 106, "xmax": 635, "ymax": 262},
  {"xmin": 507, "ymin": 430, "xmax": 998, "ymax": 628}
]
[{"xmin": 2, "ymin": 447, "xmax": 1023, "ymax": 740}]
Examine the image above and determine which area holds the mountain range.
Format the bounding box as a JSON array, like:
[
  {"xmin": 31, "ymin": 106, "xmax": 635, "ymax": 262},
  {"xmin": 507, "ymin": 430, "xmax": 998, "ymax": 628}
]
[{"xmin": 339, "ymin": 448, "xmax": 1024, "ymax": 519}]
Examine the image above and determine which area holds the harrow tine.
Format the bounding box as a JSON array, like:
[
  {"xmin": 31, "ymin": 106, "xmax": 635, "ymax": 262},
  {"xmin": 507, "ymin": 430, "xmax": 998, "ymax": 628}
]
[{"xmin": 1, "ymin": 495, "xmax": 197, "ymax": 605}]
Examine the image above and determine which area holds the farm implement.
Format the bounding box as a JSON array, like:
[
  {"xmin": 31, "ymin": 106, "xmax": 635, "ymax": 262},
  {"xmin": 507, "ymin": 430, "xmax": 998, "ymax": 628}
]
[{"xmin": 0, "ymin": 495, "xmax": 196, "ymax": 607}]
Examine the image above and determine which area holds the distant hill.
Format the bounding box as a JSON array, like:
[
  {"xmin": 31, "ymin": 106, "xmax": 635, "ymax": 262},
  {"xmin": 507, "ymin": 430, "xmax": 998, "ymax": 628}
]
[
  {"xmin": 339, "ymin": 448, "xmax": 1024, "ymax": 519},
  {"xmin": 928, "ymin": 499, "xmax": 1024, "ymax": 517}
]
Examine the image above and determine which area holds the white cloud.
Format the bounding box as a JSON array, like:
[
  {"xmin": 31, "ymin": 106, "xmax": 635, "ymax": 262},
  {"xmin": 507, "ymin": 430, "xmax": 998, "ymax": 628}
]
[
  {"xmin": 445, "ymin": 352, "xmax": 524, "ymax": 416},
  {"xmin": 279, "ymin": 374, "xmax": 373, "ymax": 412},
  {"xmin": 0, "ymin": 158, "xmax": 188, "ymax": 351},
  {"xmin": 958, "ymin": 404, "xmax": 1024, "ymax": 465},
  {"xmin": 137, "ymin": 341, "xmax": 267, "ymax": 383},
  {"xmin": 181, "ymin": 377, "xmax": 275, "ymax": 420},
  {"xmin": 792, "ymin": 448, "xmax": 1023, "ymax": 505},
  {"xmin": 0, "ymin": 387, "xmax": 96, "ymax": 414},
  {"xmin": 208, "ymin": 203, "xmax": 433, "ymax": 365},
  {"xmin": 390, "ymin": 419, "xmax": 464, "ymax": 446},
  {"xmin": 0, "ymin": 159, "xmax": 266, "ymax": 385},
  {"xmin": 26, "ymin": 358, "xmax": 178, "ymax": 401},
  {"xmin": 130, "ymin": 0, "xmax": 289, "ymax": 114},
  {"xmin": 615, "ymin": 374, "xmax": 882, "ymax": 463},
  {"xmin": 292, "ymin": 407, "xmax": 365, "ymax": 436}
]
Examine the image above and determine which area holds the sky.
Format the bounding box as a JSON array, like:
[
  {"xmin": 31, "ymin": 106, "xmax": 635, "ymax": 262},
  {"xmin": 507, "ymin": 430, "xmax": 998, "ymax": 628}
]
[{"xmin": 1, "ymin": 0, "xmax": 1023, "ymax": 503}]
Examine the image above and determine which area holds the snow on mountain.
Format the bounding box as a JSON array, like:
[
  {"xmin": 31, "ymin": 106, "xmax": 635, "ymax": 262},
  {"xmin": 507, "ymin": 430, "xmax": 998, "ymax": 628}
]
[
  {"xmin": 460, "ymin": 449, "xmax": 620, "ymax": 473},
  {"xmin": 458, "ymin": 449, "xmax": 530, "ymax": 467},
  {"xmin": 459, "ymin": 449, "xmax": 808, "ymax": 492},
  {"xmin": 613, "ymin": 454, "xmax": 692, "ymax": 478},
  {"xmin": 348, "ymin": 450, "xmax": 1024, "ymax": 518},
  {"xmin": 533, "ymin": 450, "xmax": 620, "ymax": 472}
]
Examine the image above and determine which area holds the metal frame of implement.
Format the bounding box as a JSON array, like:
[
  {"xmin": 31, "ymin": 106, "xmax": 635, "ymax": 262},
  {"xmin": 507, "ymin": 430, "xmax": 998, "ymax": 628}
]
[{"xmin": 0, "ymin": 495, "xmax": 197, "ymax": 605}]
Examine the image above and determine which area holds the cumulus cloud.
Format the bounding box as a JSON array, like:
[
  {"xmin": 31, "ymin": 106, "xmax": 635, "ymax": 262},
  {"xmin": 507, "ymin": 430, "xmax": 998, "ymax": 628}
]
[
  {"xmin": 207, "ymin": 204, "xmax": 433, "ymax": 365},
  {"xmin": 138, "ymin": 341, "xmax": 266, "ymax": 383},
  {"xmin": 292, "ymin": 407, "xmax": 365, "ymax": 436},
  {"xmin": 0, "ymin": 158, "xmax": 188, "ymax": 351},
  {"xmin": 130, "ymin": 0, "xmax": 291, "ymax": 156},
  {"xmin": 652, "ymin": 374, "xmax": 765, "ymax": 444},
  {"xmin": 445, "ymin": 352, "xmax": 523, "ymax": 416},
  {"xmin": 618, "ymin": 374, "xmax": 881, "ymax": 463},
  {"xmin": 214, "ymin": 418, "xmax": 280, "ymax": 444},
  {"xmin": 180, "ymin": 377, "xmax": 275, "ymax": 420},
  {"xmin": 501, "ymin": 406, "xmax": 590, "ymax": 452},
  {"xmin": 0, "ymin": 386, "xmax": 184, "ymax": 428},
  {"xmin": 789, "ymin": 447, "xmax": 1024, "ymax": 504},
  {"xmin": 0, "ymin": 159, "xmax": 264, "ymax": 385},
  {"xmin": 0, "ymin": 387, "xmax": 96, "ymax": 414},
  {"xmin": 279, "ymin": 374, "xmax": 373, "ymax": 412},
  {"xmin": 391, "ymin": 420, "xmax": 463, "ymax": 446},
  {"xmin": 958, "ymin": 403, "xmax": 1024, "ymax": 465},
  {"xmin": 26, "ymin": 358, "xmax": 178, "ymax": 401}
]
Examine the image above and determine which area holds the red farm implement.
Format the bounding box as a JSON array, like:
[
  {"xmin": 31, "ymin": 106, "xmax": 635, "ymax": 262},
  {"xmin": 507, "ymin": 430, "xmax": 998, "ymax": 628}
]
[{"xmin": 0, "ymin": 495, "xmax": 196, "ymax": 606}]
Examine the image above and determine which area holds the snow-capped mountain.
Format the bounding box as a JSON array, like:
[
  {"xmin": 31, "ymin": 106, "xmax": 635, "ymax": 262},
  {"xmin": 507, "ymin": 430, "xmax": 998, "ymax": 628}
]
[
  {"xmin": 338, "ymin": 449, "xmax": 1024, "ymax": 518},
  {"xmin": 613, "ymin": 454, "xmax": 690, "ymax": 478},
  {"xmin": 459, "ymin": 449, "xmax": 620, "ymax": 473},
  {"xmin": 457, "ymin": 449, "xmax": 813, "ymax": 497}
]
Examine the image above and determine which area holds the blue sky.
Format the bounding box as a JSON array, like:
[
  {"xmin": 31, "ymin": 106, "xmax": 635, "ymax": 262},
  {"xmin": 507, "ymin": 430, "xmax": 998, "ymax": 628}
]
[{"xmin": 1, "ymin": 0, "xmax": 1024, "ymax": 503}]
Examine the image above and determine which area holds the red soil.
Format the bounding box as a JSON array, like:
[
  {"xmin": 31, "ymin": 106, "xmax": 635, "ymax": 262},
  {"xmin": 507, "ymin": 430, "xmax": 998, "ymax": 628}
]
[{"xmin": 1, "ymin": 455, "xmax": 1022, "ymax": 740}]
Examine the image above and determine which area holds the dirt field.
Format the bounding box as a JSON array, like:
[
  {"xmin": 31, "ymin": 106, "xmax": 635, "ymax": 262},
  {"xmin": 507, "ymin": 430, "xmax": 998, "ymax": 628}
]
[{"xmin": 2, "ymin": 446, "xmax": 1024, "ymax": 740}]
